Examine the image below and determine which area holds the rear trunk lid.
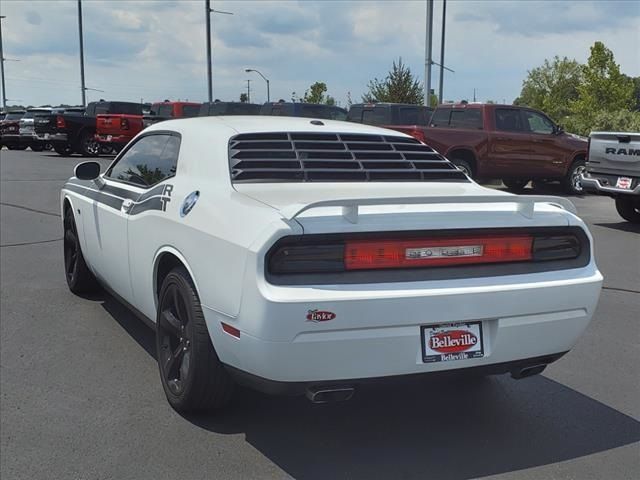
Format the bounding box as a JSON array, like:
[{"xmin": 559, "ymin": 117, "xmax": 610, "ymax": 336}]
[
  {"xmin": 234, "ymin": 182, "xmax": 573, "ymax": 234},
  {"xmin": 587, "ymin": 131, "xmax": 640, "ymax": 176}
]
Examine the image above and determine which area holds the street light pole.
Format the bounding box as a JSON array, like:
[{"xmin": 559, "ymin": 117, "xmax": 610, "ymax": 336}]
[
  {"xmin": 245, "ymin": 68, "xmax": 270, "ymax": 102},
  {"xmin": 424, "ymin": 0, "xmax": 434, "ymax": 107},
  {"xmin": 0, "ymin": 15, "xmax": 7, "ymax": 109},
  {"xmin": 438, "ymin": 0, "xmax": 446, "ymax": 104},
  {"xmin": 205, "ymin": 1, "xmax": 233, "ymax": 103},
  {"xmin": 77, "ymin": 0, "xmax": 86, "ymax": 107}
]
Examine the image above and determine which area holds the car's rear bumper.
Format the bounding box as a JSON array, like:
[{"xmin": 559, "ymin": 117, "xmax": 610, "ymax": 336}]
[
  {"xmin": 225, "ymin": 351, "xmax": 569, "ymax": 395},
  {"xmin": 581, "ymin": 173, "xmax": 640, "ymax": 196},
  {"xmin": 204, "ymin": 268, "xmax": 602, "ymax": 384},
  {"xmin": 35, "ymin": 133, "xmax": 67, "ymax": 142},
  {"xmin": 95, "ymin": 134, "xmax": 132, "ymax": 146}
]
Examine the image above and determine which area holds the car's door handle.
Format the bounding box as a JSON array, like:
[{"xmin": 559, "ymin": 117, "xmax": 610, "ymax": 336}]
[{"xmin": 121, "ymin": 199, "xmax": 134, "ymax": 214}]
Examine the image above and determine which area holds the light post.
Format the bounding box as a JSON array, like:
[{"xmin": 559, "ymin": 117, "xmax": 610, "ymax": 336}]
[
  {"xmin": 77, "ymin": 1, "xmax": 86, "ymax": 107},
  {"xmin": 205, "ymin": 1, "xmax": 233, "ymax": 103},
  {"xmin": 245, "ymin": 68, "xmax": 270, "ymax": 103},
  {"xmin": 0, "ymin": 15, "xmax": 7, "ymax": 109}
]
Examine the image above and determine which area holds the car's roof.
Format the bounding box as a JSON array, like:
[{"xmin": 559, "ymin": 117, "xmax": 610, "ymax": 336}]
[{"xmin": 147, "ymin": 115, "xmax": 412, "ymax": 138}]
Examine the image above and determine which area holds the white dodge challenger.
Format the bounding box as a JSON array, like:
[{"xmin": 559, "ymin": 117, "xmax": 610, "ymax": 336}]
[{"xmin": 61, "ymin": 116, "xmax": 603, "ymax": 412}]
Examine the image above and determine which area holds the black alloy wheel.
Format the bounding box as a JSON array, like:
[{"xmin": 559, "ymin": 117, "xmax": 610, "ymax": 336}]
[
  {"xmin": 156, "ymin": 267, "xmax": 235, "ymax": 412},
  {"xmin": 158, "ymin": 283, "xmax": 193, "ymax": 397},
  {"xmin": 63, "ymin": 208, "xmax": 99, "ymax": 293}
]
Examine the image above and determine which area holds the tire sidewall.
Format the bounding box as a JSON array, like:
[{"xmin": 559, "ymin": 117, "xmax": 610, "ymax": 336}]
[
  {"xmin": 565, "ymin": 160, "xmax": 586, "ymax": 195},
  {"xmin": 156, "ymin": 269, "xmax": 199, "ymax": 408}
]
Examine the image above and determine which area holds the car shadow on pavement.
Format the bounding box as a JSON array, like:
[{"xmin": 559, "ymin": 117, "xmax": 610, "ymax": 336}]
[
  {"xmin": 191, "ymin": 376, "xmax": 640, "ymax": 480},
  {"xmin": 98, "ymin": 292, "xmax": 640, "ymax": 480},
  {"xmin": 594, "ymin": 222, "xmax": 640, "ymax": 234}
]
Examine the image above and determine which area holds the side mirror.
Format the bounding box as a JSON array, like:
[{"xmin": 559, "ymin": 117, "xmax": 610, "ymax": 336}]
[
  {"xmin": 74, "ymin": 161, "xmax": 101, "ymax": 181},
  {"xmin": 555, "ymin": 124, "xmax": 564, "ymax": 135}
]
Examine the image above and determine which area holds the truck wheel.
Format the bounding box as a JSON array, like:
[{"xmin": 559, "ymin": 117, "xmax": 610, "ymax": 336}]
[
  {"xmin": 562, "ymin": 159, "xmax": 586, "ymax": 195},
  {"xmin": 54, "ymin": 144, "xmax": 74, "ymax": 156},
  {"xmin": 156, "ymin": 266, "xmax": 235, "ymax": 412},
  {"xmin": 79, "ymin": 131, "xmax": 99, "ymax": 157},
  {"xmin": 451, "ymin": 159, "xmax": 473, "ymax": 178},
  {"xmin": 615, "ymin": 197, "xmax": 640, "ymax": 224},
  {"xmin": 63, "ymin": 207, "xmax": 100, "ymax": 294},
  {"xmin": 503, "ymin": 179, "xmax": 530, "ymax": 192},
  {"xmin": 30, "ymin": 144, "xmax": 44, "ymax": 152}
]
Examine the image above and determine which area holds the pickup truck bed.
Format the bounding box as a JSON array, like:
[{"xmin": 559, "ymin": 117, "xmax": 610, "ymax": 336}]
[{"xmin": 581, "ymin": 131, "xmax": 640, "ymax": 223}]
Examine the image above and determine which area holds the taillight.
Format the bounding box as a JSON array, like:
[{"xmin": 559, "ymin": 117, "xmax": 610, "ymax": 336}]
[
  {"xmin": 344, "ymin": 235, "xmax": 532, "ymax": 270},
  {"xmin": 409, "ymin": 128, "xmax": 426, "ymax": 143},
  {"xmin": 268, "ymin": 231, "xmax": 583, "ymax": 275},
  {"xmin": 56, "ymin": 115, "xmax": 66, "ymax": 129},
  {"xmin": 120, "ymin": 118, "xmax": 129, "ymax": 130}
]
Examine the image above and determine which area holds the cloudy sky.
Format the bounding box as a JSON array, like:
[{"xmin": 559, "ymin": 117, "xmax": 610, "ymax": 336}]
[{"xmin": 1, "ymin": 0, "xmax": 639, "ymax": 108}]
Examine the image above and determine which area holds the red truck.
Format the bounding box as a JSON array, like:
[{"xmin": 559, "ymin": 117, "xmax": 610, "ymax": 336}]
[
  {"xmin": 385, "ymin": 103, "xmax": 588, "ymax": 194},
  {"xmin": 143, "ymin": 101, "xmax": 201, "ymax": 128},
  {"xmin": 95, "ymin": 112, "xmax": 145, "ymax": 154}
]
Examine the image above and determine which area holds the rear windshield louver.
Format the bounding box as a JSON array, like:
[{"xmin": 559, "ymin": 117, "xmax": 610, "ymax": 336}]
[{"xmin": 228, "ymin": 132, "xmax": 469, "ymax": 183}]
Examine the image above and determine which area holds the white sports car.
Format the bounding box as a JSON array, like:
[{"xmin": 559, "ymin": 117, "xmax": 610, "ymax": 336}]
[{"xmin": 61, "ymin": 116, "xmax": 603, "ymax": 412}]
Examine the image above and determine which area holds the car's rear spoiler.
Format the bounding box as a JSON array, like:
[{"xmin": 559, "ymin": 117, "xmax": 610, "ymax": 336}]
[{"xmin": 279, "ymin": 195, "xmax": 577, "ymax": 224}]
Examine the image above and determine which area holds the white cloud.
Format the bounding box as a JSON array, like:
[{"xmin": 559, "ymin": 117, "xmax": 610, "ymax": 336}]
[{"xmin": 0, "ymin": 0, "xmax": 638, "ymax": 108}]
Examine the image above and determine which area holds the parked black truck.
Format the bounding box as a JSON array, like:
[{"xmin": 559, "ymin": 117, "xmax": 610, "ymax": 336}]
[{"xmin": 34, "ymin": 101, "xmax": 143, "ymax": 156}]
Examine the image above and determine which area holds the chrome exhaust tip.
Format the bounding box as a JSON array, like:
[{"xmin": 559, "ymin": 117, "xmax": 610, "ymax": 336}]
[
  {"xmin": 511, "ymin": 364, "xmax": 547, "ymax": 379},
  {"xmin": 306, "ymin": 386, "xmax": 355, "ymax": 404}
]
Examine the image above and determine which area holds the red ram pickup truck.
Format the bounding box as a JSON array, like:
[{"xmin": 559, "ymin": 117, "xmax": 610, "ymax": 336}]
[
  {"xmin": 387, "ymin": 103, "xmax": 588, "ymax": 194},
  {"xmin": 143, "ymin": 101, "xmax": 201, "ymax": 128},
  {"xmin": 95, "ymin": 112, "xmax": 145, "ymax": 153}
]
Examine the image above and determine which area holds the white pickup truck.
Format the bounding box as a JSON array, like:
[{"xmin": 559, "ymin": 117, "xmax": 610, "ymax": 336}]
[{"xmin": 581, "ymin": 131, "xmax": 640, "ymax": 223}]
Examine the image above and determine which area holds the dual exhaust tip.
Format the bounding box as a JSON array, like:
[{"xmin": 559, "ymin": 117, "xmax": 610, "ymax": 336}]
[
  {"xmin": 305, "ymin": 364, "xmax": 547, "ymax": 403},
  {"xmin": 306, "ymin": 386, "xmax": 355, "ymax": 404}
]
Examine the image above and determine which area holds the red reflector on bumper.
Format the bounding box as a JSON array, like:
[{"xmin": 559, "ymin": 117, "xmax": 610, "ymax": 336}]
[
  {"xmin": 221, "ymin": 322, "xmax": 241, "ymax": 338},
  {"xmin": 344, "ymin": 235, "xmax": 533, "ymax": 270}
]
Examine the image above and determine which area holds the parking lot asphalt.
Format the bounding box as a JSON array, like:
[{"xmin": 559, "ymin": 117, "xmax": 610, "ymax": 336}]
[{"xmin": 1, "ymin": 148, "xmax": 639, "ymax": 480}]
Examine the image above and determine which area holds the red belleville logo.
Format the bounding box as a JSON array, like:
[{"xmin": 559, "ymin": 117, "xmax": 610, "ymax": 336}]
[
  {"xmin": 306, "ymin": 310, "xmax": 336, "ymax": 322},
  {"xmin": 429, "ymin": 330, "xmax": 478, "ymax": 353}
]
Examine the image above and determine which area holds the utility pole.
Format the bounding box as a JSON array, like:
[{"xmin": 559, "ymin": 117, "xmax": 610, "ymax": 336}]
[
  {"xmin": 424, "ymin": 0, "xmax": 434, "ymax": 107},
  {"xmin": 438, "ymin": 0, "xmax": 446, "ymax": 104},
  {"xmin": 246, "ymin": 79, "xmax": 251, "ymax": 103},
  {"xmin": 0, "ymin": 15, "xmax": 7, "ymax": 109},
  {"xmin": 205, "ymin": 0, "xmax": 212, "ymax": 103},
  {"xmin": 205, "ymin": 1, "xmax": 233, "ymax": 103},
  {"xmin": 77, "ymin": 0, "xmax": 86, "ymax": 107}
]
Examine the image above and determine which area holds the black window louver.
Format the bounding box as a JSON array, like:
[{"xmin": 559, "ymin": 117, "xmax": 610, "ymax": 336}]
[{"xmin": 228, "ymin": 132, "xmax": 469, "ymax": 183}]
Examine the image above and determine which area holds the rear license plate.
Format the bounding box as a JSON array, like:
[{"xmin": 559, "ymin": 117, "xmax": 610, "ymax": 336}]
[
  {"xmin": 616, "ymin": 177, "xmax": 632, "ymax": 189},
  {"xmin": 421, "ymin": 322, "xmax": 484, "ymax": 363},
  {"xmin": 44, "ymin": 133, "xmax": 50, "ymax": 140},
  {"xmin": 106, "ymin": 135, "xmax": 113, "ymax": 141}
]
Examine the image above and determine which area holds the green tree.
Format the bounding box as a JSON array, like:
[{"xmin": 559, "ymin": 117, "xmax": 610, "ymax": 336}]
[
  {"xmin": 513, "ymin": 56, "xmax": 582, "ymax": 122},
  {"xmin": 239, "ymin": 93, "xmax": 248, "ymax": 103},
  {"xmin": 363, "ymin": 58, "xmax": 424, "ymax": 104},
  {"xmin": 303, "ymin": 82, "xmax": 328, "ymax": 104},
  {"xmin": 570, "ymin": 41, "xmax": 635, "ymax": 133}
]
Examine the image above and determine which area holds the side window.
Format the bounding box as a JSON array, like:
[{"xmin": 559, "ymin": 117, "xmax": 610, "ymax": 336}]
[
  {"xmin": 107, "ymin": 134, "xmax": 180, "ymax": 187},
  {"xmin": 450, "ymin": 109, "xmax": 483, "ymax": 129},
  {"xmin": 347, "ymin": 106, "xmax": 363, "ymax": 123},
  {"xmin": 495, "ymin": 109, "xmax": 525, "ymax": 132},
  {"xmin": 398, "ymin": 107, "xmax": 420, "ymax": 125},
  {"xmin": 158, "ymin": 104, "xmax": 174, "ymax": 117},
  {"xmin": 430, "ymin": 108, "xmax": 451, "ymax": 127},
  {"xmin": 523, "ymin": 110, "xmax": 554, "ymax": 134}
]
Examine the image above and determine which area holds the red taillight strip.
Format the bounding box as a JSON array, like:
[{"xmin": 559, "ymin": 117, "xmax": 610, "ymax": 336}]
[
  {"xmin": 221, "ymin": 322, "xmax": 240, "ymax": 338},
  {"xmin": 344, "ymin": 235, "xmax": 533, "ymax": 270}
]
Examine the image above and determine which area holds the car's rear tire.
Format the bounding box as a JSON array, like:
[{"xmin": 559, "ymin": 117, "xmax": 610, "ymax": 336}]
[
  {"xmin": 63, "ymin": 207, "xmax": 100, "ymax": 294},
  {"xmin": 503, "ymin": 179, "xmax": 530, "ymax": 192},
  {"xmin": 450, "ymin": 159, "xmax": 473, "ymax": 178},
  {"xmin": 156, "ymin": 266, "xmax": 235, "ymax": 412},
  {"xmin": 54, "ymin": 144, "xmax": 74, "ymax": 156},
  {"xmin": 615, "ymin": 197, "xmax": 640, "ymax": 223},
  {"xmin": 78, "ymin": 131, "xmax": 98, "ymax": 157},
  {"xmin": 30, "ymin": 144, "xmax": 44, "ymax": 152},
  {"xmin": 562, "ymin": 159, "xmax": 586, "ymax": 195}
]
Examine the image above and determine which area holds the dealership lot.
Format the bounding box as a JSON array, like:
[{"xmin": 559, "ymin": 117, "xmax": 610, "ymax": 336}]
[{"xmin": 1, "ymin": 149, "xmax": 638, "ymax": 479}]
